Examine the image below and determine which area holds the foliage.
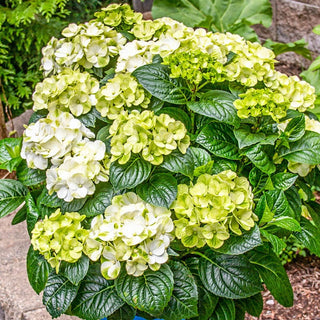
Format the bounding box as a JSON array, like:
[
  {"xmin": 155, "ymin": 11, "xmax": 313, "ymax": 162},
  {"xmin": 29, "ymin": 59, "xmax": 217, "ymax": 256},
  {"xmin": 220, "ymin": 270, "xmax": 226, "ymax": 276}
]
[
  {"xmin": 278, "ymin": 235, "xmax": 308, "ymax": 265},
  {"xmin": 1, "ymin": 4, "xmax": 320, "ymax": 320}
]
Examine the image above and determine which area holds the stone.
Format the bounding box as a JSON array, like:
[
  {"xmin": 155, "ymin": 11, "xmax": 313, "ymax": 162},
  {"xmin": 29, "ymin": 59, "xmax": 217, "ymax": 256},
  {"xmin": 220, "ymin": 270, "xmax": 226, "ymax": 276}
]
[
  {"xmin": 22, "ymin": 308, "xmax": 78, "ymax": 320},
  {"xmin": 6, "ymin": 109, "xmax": 33, "ymax": 137}
]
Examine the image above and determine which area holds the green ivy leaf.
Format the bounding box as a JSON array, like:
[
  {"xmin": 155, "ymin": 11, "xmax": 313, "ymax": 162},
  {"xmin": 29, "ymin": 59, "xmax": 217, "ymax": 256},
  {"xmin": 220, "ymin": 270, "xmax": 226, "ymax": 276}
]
[
  {"xmin": 0, "ymin": 179, "xmax": 28, "ymax": 219},
  {"xmin": 132, "ymin": 63, "xmax": 187, "ymax": 104},
  {"xmin": 16, "ymin": 161, "xmax": 46, "ymax": 187},
  {"xmin": 72, "ymin": 265, "xmax": 124, "ymax": 320},
  {"xmin": 293, "ymin": 217, "xmax": 320, "ymax": 257},
  {"xmin": 161, "ymin": 149, "xmax": 194, "ymax": 178},
  {"xmin": 158, "ymin": 261, "xmax": 198, "ymax": 320},
  {"xmin": 245, "ymin": 144, "xmax": 275, "ymax": 174},
  {"xmin": 27, "ymin": 245, "xmax": 51, "ymax": 294},
  {"xmin": 271, "ymin": 172, "xmax": 298, "ymax": 191},
  {"xmin": 247, "ymin": 245, "xmax": 293, "ymax": 307},
  {"xmin": 60, "ymin": 255, "xmax": 90, "ymax": 286},
  {"xmin": 115, "ymin": 264, "xmax": 174, "ymax": 314},
  {"xmin": 214, "ymin": 225, "xmax": 262, "ymax": 255},
  {"xmin": 43, "ymin": 271, "xmax": 79, "ymax": 318},
  {"xmin": 110, "ymin": 156, "xmax": 152, "ymax": 191},
  {"xmin": 25, "ymin": 193, "xmax": 40, "ymax": 237},
  {"xmin": 108, "ymin": 304, "xmax": 136, "ymax": 320},
  {"xmin": 136, "ymin": 173, "xmax": 177, "ymax": 208},
  {"xmin": 196, "ymin": 122, "xmax": 240, "ymax": 160},
  {"xmin": 209, "ymin": 298, "xmax": 235, "ymax": 320},
  {"xmin": 283, "ymin": 114, "xmax": 305, "ymax": 142},
  {"xmin": 80, "ymin": 183, "xmax": 113, "ymax": 217},
  {"xmin": 187, "ymin": 90, "xmax": 240, "ymax": 127},
  {"xmin": 266, "ymin": 216, "xmax": 301, "ymax": 232},
  {"xmin": 198, "ymin": 250, "xmax": 262, "ymax": 299}
]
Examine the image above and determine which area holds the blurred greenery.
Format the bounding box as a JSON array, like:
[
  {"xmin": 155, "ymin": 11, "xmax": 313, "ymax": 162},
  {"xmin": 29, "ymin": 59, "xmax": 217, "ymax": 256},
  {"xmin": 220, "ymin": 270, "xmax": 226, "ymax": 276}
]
[{"xmin": 0, "ymin": 0, "xmax": 131, "ymax": 119}]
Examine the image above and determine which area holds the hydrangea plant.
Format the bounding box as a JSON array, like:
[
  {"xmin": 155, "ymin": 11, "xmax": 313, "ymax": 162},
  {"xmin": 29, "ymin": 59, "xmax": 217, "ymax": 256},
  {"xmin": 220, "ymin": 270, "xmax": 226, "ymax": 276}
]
[{"xmin": 1, "ymin": 4, "xmax": 320, "ymax": 320}]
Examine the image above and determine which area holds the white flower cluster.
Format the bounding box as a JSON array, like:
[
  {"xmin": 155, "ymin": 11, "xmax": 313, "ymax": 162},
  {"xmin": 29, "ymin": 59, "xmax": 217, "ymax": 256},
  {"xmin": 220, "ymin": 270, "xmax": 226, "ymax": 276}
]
[
  {"xmin": 41, "ymin": 21, "xmax": 126, "ymax": 75},
  {"xmin": 84, "ymin": 193, "xmax": 174, "ymax": 279},
  {"xmin": 32, "ymin": 68, "xmax": 99, "ymax": 116}
]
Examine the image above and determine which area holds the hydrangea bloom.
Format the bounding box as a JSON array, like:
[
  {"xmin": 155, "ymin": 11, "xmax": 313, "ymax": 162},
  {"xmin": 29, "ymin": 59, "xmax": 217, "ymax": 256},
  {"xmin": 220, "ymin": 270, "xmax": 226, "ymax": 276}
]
[
  {"xmin": 109, "ymin": 110, "xmax": 190, "ymax": 165},
  {"xmin": 21, "ymin": 111, "xmax": 94, "ymax": 170},
  {"xmin": 83, "ymin": 192, "xmax": 174, "ymax": 279},
  {"xmin": 171, "ymin": 170, "xmax": 256, "ymax": 249},
  {"xmin": 95, "ymin": 73, "xmax": 151, "ymax": 119},
  {"xmin": 33, "ymin": 68, "xmax": 99, "ymax": 116},
  {"xmin": 31, "ymin": 209, "xmax": 89, "ymax": 270}
]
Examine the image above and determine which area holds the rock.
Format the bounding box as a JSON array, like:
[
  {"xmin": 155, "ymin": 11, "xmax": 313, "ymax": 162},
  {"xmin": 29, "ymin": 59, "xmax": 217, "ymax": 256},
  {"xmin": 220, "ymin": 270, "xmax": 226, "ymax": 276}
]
[{"xmin": 6, "ymin": 109, "xmax": 33, "ymax": 137}]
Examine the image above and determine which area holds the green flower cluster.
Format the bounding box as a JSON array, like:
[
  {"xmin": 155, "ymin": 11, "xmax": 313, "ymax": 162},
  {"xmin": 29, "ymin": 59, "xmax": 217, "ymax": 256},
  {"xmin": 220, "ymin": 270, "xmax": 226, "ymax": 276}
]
[
  {"xmin": 131, "ymin": 20, "xmax": 168, "ymax": 41},
  {"xmin": 84, "ymin": 193, "xmax": 174, "ymax": 279},
  {"xmin": 171, "ymin": 170, "xmax": 256, "ymax": 249},
  {"xmin": 234, "ymin": 88, "xmax": 290, "ymax": 121},
  {"xmin": 109, "ymin": 110, "xmax": 190, "ymax": 165},
  {"xmin": 95, "ymin": 73, "xmax": 151, "ymax": 119},
  {"xmin": 41, "ymin": 21, "xmax": 126, "ymax": 75},
  {"xmin": 31, "ymin": 209, "xmax": 89, "ymax": 270},
  {"xmin": 33, "ymin": 68, "xmax": 99, "ymax": 116},
  {"xmin": 94, "ymin": 3, "xmax": 142, "ymax": 30}
]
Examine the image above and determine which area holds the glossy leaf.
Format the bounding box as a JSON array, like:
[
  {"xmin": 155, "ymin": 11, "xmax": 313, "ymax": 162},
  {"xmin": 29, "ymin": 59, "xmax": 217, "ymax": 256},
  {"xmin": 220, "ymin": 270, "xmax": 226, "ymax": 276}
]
[
  {"xmin": 209, "ymin": 298, "xmax": 235, "ymax": 320},
  {"xmin": 271, "ymin": 172, "xmax": 298, "ymax": 191},
  {"xmin": 25, "ymin": 193, "xmax": 40, "ymax": 237},
  {"xmin": 16, "ymin": 161, "xmax": 46, "ymax": 187},
  {"xmin": 245, "ymin": 144, "xmax": 275, "ymax": 174},
  {"xmin": 60, "ymin": 255, "xmax": 90, "ymax": 285},
  {"xmin": 260, "ymin": 230, "xmax": 286, "ymax": 255}
]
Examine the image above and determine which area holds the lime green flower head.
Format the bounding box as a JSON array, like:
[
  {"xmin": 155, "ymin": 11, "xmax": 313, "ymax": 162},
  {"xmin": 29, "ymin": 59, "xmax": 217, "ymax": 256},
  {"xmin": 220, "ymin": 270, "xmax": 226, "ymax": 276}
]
[
  {"xmin": 31, "ymin": 209, "xmax": 89, "ymax": 271},
  {"xmin": 234, "ymin": 88, "xmax": 290, "ymax": 121},
  {"xmin": 110, "ymin": 110, "xmax": 190, "ymax": 165},
  {"xmin": 171, "ymin": 170, "xmax": 256, "ymax": 249},
  {"xmin": 95, "ymin": 73, "xmax": 151, "ymax": 119},
  {"xmin": 84, "ymin": 192, "xmax": 174, "ymax": 279},
  {"xmin": 131, "ymin": 20, "xmax": 168, "ymax": 41}
]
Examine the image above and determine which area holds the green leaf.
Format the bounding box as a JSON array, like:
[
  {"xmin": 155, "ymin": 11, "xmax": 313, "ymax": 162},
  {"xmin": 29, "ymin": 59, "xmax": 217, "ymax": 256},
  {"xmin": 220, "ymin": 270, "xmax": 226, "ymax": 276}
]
[
  {"xmin": 247, "ymin": 245, "xmax": 293, "ymax": 307},
  {"xmin": 198, "ymin": 250, "xmax": 262, "ymax": 299},
  {"xmin": 60, "ymin": 255, "xmax": 89, "ymax": 286},
  {"xmin": 159, "ymin": 107, "xmax": 192, "ymax": 132},
  {"xmin": 245, "ymin": 144, "xmax": 275, "ymax": 174},
  {"xmin": 209, "ymin": 298, "xmax": 235, "ymax": 320},
  {"xmin": 260, "ymin": 230, "xmax": 286, "ymax": 255},
  {"xmin": 25, "ymin": 193, "xmax": 40, "ymax": 237},
  {"xmin": 137, "ymin": 173, "xmax": 177, "ymax": 208},
  {"xmin": 293, "ymin": 217, "xmax": 320, "ymax": 257},
  {"xmin": 16, "ymin": 161, "xmax": 46, "ymax": 187},
  {"xmin": 0, "ymin": 179, "xmax": 28, "ymax": 218},
  {"xmin": 271, "ymin": 172, "xmax": 298, "ymax": 191},
  {"xmin": 238, "ymin": 293, "xmax": 263, "ymax": 317},
  {"xmin": 285, "ymin": 186, "xmax": 302, "ymax": 220},
  {"xmin": 304, "ymin": 201, "xmax": 320, "ymax": 226},
  {"xmin": 96, "ymin": 125, "xmax": 111, "ymax": 150},
  {"xmin": 80, "ymin": 183, "xmax": 113, "ymax": 217},
  {"xmin": 72, "ymin": 265, "xmax": 124, "ymax": 320},
  {"xmin": 187, "ymin": 90, "xmax": 240, "ymax": 127},
  {"xmin": 0, "ymin": 137, "xmax": 22, "ymax": 172},
  {"xmin": 115, "ymin": 264, "xmax": 174, "ymax": 314},
  {"xmin": 196, "ymin": 122, "xmax": 240, "ymax": 160},
  {"xmin": 132, "ymin": 63, "xmax": 187, "ymax": 104},
  {"xmin": 283, "ymin": 114, "xmax": 305, "ymax": 142},
  {"xmin": 266, "ymin": 216, "xmax": 301, "ymax": 232},
  {"xmin": 249, "ymin": 167, "xmax": 269, "ymax": 194},
  {"xmin": 110, "ymin": 156, "xmax": 152, "ymax": 191},
  {"xmin": 27, "ymin": 245, "xmax": 51, "ymax": 294},
  {"xmin": 43, "ymin": 272, "xmax": 79, "ymax": 318},
  {"xmin": 189, "ymin": 147, "xmax": 211, "ymax": 168},
  {"xmin": 234, "ymin": 127, "xmax": 267, "ymax": 149},
  {"xmin": 263, "ymin": 38, "xmax": 311, "ymax": 60},
  {"xmin": 313, "ymin": 24, "xmax": 320, "ymax": 35},
  {"xmin": 11, "ymin": 205, "xmax": 27, "ymax": 225},
  {"xmin": 210, "ymin": 159, "xmax": 237, "ymax": 175},
  {"xmin": 158, "ymin": 261, "xmax": 198, "ymax": 320},
  {"xmin": 161, "ymin": 149, "xmax": 194, "ymax": 178},
  {"xmin": 214, "ymin": 225, "xmax": 262, "ymax": 255},
  {"xmin": 254, "ymin": 194, "xmax": 273, "ymax": 223},
  {"xmin": 279, "ymin": 131, "xmax": 320, "ymax": 165},
  {"xmin": 109, "ymin": 304, "xmax": 136, "ymax": 320},
  {"xmin": 265, "ymin": 189, "xmax": 293, "ymax": 219}
]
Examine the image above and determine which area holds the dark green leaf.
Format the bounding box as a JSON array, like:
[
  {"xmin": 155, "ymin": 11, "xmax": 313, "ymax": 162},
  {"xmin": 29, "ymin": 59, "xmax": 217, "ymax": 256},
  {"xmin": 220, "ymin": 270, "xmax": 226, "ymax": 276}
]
[
  {"xmin": 11, "ymin": 205, "xmax": 27, "ymax": 225},
  {"xmin": 234, "ymin": 126, "xmax": 267, "ymax": 149},
  {"xmin": 109, "ymin": 304, "xmax": 136, "ymax": 320},
  {"xmin": 16, "ymin": 161, "xmax": 46, "ymax": 187},
  {"xmin": 159, "ymin": 261, "xmax": 198, "ymax": 320},
  {"xmin": 161, "ymin": 149, "xmax": 194, "ymax": 178},
  {"xmin": 0, "ymin": 137, "xmax": 22, "ymax": 172},
  {"xmin": 304, "ymin": 201, "xmax": 320, "ymax": 226},
  {"xmin": 187, "ymin": 90, "xmax": 240, "ymax": 127},
  {"xmin": 196, "ymin": 122, "xmax": 240, "ymax": 160},
  {"xmin": 209, "ymin": 298, "xmax": 235, "ymax": 320},
  {"xmin": 285, "ymin": 186, "xmax": 302, "ymax": 220},
  {"xmin": 72, "ymin": 265, "xmax": 124, "ymax": 320},
  {"xmin": 159, "ymin": 107, "xmax": 192, "ymax": 131},
  {"xmin": 27, "ymin": 245, "xmax": 51, "ymax": 294},
  {"xmin": 283, "ymin": 114, "xmax": 305, "ymax": 142},
  {"xmin": 43, "ymin": 272, "xmax": 78, "ymax": 318},
  {"xmin": 245, "ymin": 144, "xmax": 275, "ymax": 174},
  {"xmin": 265, "ymin": 189, "xmax": 292, "ymax": 218},
  {"xmin": 80, "ymin": 183, "xmax": 113, "ymax": 217},
  {"xmin": 189, "ymin": 147, "xmax": 211, "ymax": 167},
  {"xmin": 60, "ymin": 255, "xmax": 89, "ymax": 285},
  {"xmin": 238, "ymin": 293, "xmax": 263, "ymax": 317},
  {"xmin": 266, "ymin": 216, "xmax": 301, "ymax": 232},
  {"xmin": 214, "ymin": 225, "xmax": 262, "ymax": 255},
  {"xmin": 249, "ymin": 167, "xmax": 269, "ymax": 194},
  {"xmin": 25, "ymin": 193, "xmax": 40, "ymax": 237},
  {"xmin": 115, "ymin": 264, "xmax": 174, "ymax": 314},
  {"xmin": 260, "ymin": 230, "xmax": 286, "ymax": 255},
  {"xmin": 271, "ymin": 172, "xmax": 298, "ymax": 191},
  {"xmin": 110, "ymin": 156, "xmax": 152, "ymax": 191},
  {"xmin": 137, "ymin": 173, "xmax": 177, "ymax": 208},
  {"xmin": 254, "ymin": 194, "xmax": 273, "ymax": 223},
  {"xmin": 247, "ymin": 245, "xmax": 293, "ymax": 307},
  {"xmin": 199, "ymin": 251, "xmax": 262, "ymax": 299},
  {"xmin": 96, "ymin": 125, "xmax": 111, "ymax": 149},
  {"xmin": 0, "ymin": 179, "xmax": 28, "ymax": 218},
  {"xmin": 132, "ymin": 63, "xmax": 187, "ymax": 104},
  {"xmin": 293, "ymin": 217, "xmax": 320, "ymax": 257},
  {"xmin": 210, "ymin": 159, "xmax": 237, "ymax": 175}
]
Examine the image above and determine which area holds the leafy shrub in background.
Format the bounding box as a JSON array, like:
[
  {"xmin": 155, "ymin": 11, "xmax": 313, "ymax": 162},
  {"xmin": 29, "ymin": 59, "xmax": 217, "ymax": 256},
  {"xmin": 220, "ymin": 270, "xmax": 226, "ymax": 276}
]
[{"xmin": 1, "ymin": 4, "xmax": 320, "ymax": 320}]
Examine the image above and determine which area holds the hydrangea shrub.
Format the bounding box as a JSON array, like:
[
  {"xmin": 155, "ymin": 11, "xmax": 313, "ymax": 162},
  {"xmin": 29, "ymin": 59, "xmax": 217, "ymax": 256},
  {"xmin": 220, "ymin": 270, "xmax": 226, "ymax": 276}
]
[{"xmin": 1, "ymin": 4, "xmax": 320, "ymax": 320}]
